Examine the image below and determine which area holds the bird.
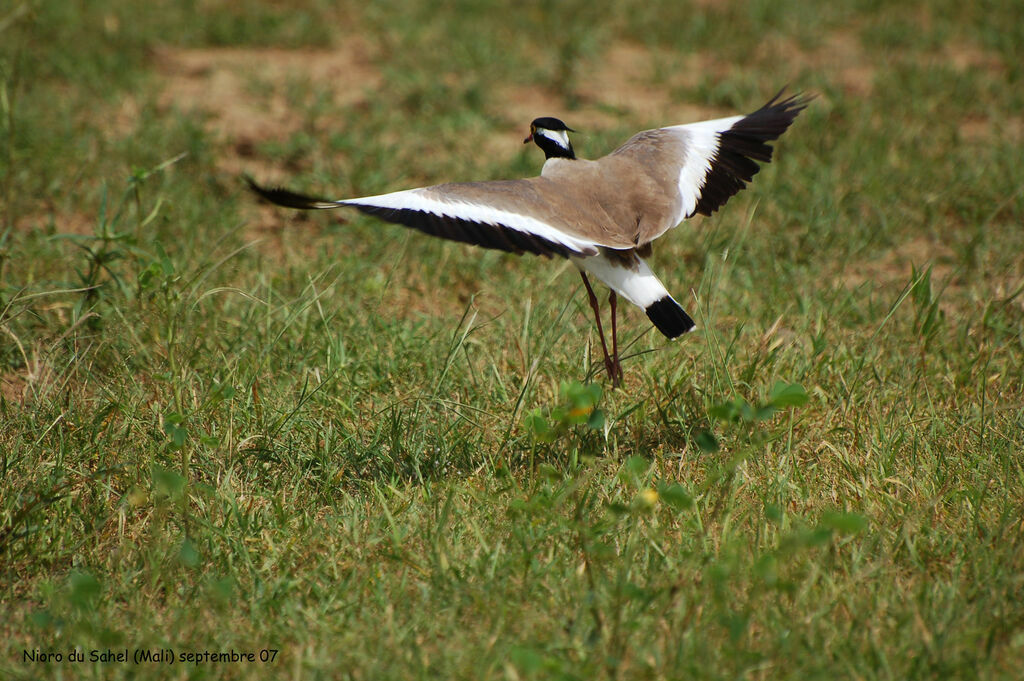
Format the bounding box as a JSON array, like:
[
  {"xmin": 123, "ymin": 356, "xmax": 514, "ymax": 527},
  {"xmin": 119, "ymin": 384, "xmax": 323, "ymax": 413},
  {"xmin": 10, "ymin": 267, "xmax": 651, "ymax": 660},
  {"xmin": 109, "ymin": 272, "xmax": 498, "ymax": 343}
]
[{"xmin": 246, "ymin": 90, "xmax": 809, "ymax": 386}]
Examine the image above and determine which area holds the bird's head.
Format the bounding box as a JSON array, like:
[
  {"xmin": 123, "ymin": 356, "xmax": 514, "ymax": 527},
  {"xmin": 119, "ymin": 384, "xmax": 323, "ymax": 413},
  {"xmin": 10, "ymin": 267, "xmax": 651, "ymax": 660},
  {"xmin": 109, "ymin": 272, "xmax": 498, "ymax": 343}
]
[{"xmin": 524, "ymin": 117, "xmax": 576, "ymax": 160}]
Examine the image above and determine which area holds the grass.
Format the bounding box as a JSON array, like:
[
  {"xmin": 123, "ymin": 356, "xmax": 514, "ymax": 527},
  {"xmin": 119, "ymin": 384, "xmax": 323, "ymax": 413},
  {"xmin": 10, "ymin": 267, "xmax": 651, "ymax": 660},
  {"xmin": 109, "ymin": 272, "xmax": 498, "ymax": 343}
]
[{"xmin": 2, "ymin": 0, "xmax": 1023, "ymax": 678}]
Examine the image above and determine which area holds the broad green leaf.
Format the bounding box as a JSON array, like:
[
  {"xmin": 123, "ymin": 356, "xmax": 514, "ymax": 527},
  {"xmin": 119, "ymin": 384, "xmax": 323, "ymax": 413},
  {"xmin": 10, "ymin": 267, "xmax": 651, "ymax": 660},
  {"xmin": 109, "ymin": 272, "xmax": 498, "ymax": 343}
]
[
  {"xmin": 659, "ymin": 483, "xmax": 694, "ymax": 511},
  {"xmin": 763, "ymin": 503, "xmax": 783, "ymax": 523},
  {"xmin": 624, "ymin": 456, "xmax": 649, "ymax": 478},
  {"xmin": 68, "ymin": 571, "xmax": 101, "ymax": 609},
  {"xmin": 695, "ymin": 430, "xmax": 719, "ymax": 452},
  {"xmin": 151, "ymin": 465, "xmax": 186, "ymax": 499},
  {"xmin": 708, "ymin": 401, "xmax": 740, "ymax": 422},
  {"xmin": 820, "ymin": 511, "xmax": 868, "ymax": 534},
  {"xmin": 179, "ymin": 537, "xmax": 200, "ymax": 568},
  {"xmin": 162, "ymin": 411, "xmax": 187, "ymax": 449},
  {"xmin": 524, "ymin": 410, "xmax": 552, "ymax": 441},
  {"xmin": 768, "ymin": 381, "xmax": 809, "ymax": 408}
]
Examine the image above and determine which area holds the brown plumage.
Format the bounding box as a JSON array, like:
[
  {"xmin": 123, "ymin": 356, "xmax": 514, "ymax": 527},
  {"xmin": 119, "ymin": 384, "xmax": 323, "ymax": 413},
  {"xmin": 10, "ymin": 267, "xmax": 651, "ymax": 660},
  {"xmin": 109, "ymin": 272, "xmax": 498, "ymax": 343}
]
[{"xmin": 247, "ymin": 90, "xmax": 810, "ymax": 385}]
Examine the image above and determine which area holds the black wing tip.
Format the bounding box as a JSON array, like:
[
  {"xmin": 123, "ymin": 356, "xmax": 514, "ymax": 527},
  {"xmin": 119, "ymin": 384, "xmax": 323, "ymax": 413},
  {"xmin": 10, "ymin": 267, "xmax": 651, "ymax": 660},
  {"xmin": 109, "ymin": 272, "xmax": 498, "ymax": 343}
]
[
  {"xmin": 692, "ymin": 88, "xmax": 812, "ymax": 217},
  {"xmin": 737, "ymin": 87, "xmax": 814, "ymax": 140},
  {"xmin": 244, "ymin": 175, "xmax": 338, "ymax": 210},
  {"xmin": 646, "ymin": 296, "xmax": 696, "ymax": 338},
  {"xmin": 758, "ymin": 87, "xmax": 816, "ymax": 117}
]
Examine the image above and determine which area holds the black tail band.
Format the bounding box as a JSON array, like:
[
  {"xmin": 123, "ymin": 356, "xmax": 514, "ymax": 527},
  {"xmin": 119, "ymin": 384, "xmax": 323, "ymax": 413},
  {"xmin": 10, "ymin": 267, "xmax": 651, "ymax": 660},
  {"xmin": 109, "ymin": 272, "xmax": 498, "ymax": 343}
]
[{"xmin": 645, "ymin": 296, "xmax": 696, "ymax": 338}]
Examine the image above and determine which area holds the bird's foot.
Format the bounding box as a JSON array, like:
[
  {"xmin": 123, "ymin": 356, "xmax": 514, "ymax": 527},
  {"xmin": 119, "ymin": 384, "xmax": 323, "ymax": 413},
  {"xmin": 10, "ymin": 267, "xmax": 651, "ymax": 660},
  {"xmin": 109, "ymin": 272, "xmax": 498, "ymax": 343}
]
[{"xmin": 604, "ymin": 355, "xmax": 624, "ymax": 388}]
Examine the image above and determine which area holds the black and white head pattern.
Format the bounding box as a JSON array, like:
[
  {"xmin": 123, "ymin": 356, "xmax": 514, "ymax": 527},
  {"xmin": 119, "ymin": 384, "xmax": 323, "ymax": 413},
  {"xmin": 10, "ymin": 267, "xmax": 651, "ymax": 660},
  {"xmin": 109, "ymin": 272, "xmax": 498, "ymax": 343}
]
[{"xmin": 527, "ymin": 117, "xmax": 576, "ymax": 160}]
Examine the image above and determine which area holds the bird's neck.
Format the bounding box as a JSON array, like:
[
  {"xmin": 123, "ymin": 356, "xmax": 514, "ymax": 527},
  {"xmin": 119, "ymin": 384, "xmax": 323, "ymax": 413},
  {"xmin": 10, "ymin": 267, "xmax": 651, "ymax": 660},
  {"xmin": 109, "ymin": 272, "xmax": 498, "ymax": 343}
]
[
  {"xmin": 544, "ymin": 145, "xmax": 576, "ymax": 160},
  {"xmin": 540, "ymin": 141, "xmax": 573, "ymax": 159},
  {"xmin": 534, "ymin": 132, "xmax": 576, "ymax": 160}
]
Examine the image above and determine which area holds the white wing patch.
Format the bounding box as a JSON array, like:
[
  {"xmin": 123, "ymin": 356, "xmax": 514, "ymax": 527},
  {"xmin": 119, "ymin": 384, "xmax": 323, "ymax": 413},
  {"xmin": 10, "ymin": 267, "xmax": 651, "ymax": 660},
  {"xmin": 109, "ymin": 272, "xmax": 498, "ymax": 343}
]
[
  {"xmin": 665, "ymin": 115, "xmax": 743, "ymax": 223},
  {"xmin": 341, "ymin": 188, "xmax": 599, "ymax": 255}
]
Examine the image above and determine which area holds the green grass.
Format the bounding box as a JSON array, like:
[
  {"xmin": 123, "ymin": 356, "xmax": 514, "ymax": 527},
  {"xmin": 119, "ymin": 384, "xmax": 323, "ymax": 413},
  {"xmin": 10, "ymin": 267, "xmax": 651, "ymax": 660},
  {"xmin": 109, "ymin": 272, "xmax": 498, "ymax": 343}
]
[{"xmin": 2, "ymin": 0, "xmax": 1023, "ymax": 679}]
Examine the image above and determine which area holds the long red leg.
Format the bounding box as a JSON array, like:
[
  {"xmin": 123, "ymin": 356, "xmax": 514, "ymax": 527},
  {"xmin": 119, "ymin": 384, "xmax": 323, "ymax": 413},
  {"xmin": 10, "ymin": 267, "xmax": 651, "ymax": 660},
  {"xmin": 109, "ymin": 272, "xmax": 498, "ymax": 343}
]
[
  {"xmin": 608, "ymin": 290, "xmax": 623, "ymax": 385},
  {"xmin": 579, "ymin": 271, "xmax": 617, "ymax": 383}
]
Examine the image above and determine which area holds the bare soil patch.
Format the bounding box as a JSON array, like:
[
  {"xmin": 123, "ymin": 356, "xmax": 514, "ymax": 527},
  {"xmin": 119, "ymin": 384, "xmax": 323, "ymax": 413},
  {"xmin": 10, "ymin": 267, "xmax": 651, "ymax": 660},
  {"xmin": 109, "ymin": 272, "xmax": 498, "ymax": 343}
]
[
  {"xmin": 840, "ymin": 236, "xmax": 956, "ymax": 290},
  {"xmin": 498, "ymin": 42, "xmax": 728, "ymax": 134},
  {"xmin": 944, "ymin": 41, "xmax": 1007, "ymax": 75},
  {"xmin": 15, "ymin": 210, "xmax": 96, "ymax": 236},
  {"xmin": 149, "ymin": 42, "xmax": 380, "ymax": 260},
  {"xmin": 0, "ymin": 371, "xmax": 27, "ymax": 404},
  {"xmin": 574, "ymin": 43, "xmax": 724, "ymax": 122},
  {"xmin": 749, "ymin": 27, "xmax": 874, "ymax": 98},
  {"xmin": 958, "ymin": 114, "xmax": 1023, "ymax": 144},
  {"xmin": 153, "ymin": 42, "xmax": 380, "ymax": 177},
  {"xmin": 837, "ymin": 236, "xmax": 969, "ymax": 317}
]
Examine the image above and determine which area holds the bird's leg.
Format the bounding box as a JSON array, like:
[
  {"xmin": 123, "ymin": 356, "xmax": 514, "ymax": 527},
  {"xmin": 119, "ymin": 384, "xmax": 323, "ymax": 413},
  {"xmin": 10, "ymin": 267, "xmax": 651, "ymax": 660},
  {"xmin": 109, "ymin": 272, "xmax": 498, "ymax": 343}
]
[
  {"xmin": 608, "ymin": 290, "xmax": 623, "ymax": 385},
  {"xmin": 579, "ymin": 271, "xmax": 618, "ymax": 384}
]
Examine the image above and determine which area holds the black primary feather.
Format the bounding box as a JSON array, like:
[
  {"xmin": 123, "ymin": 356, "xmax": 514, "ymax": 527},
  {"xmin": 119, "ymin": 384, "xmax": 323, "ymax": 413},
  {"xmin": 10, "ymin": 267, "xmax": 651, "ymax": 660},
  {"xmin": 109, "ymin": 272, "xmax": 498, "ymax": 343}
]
[
  {"xmin": 244, "ymin": 175, "xmax": 338, "ymax": 209},
  {"xmin": 692, "ymin": 90, "xmax": 812, "ymax": 217}
]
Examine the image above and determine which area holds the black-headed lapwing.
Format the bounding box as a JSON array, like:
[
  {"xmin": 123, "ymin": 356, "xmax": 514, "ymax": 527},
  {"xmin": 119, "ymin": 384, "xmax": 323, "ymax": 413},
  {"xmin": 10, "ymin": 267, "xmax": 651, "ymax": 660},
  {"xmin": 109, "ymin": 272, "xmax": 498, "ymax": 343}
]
[{"xmin": 247, "ymin": 90, "xmax": 809, "ymax": 385}]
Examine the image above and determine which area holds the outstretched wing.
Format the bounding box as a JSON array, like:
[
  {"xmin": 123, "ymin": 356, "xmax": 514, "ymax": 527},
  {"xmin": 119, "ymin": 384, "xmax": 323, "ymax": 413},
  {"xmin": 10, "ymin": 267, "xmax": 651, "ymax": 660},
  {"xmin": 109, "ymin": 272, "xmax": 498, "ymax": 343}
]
[
  {"xmin": 246, "ymin": 176, "xmax": 600, "ymax": 258},
  {"xmin": 611, "ymin": 89, "xmax": 810, "ymax": 237}
]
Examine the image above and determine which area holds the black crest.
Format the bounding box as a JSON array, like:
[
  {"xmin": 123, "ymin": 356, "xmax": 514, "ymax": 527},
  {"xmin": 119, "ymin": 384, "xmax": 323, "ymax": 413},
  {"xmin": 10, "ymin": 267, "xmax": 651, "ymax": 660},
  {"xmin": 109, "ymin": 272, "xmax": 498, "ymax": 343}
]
[{"xmin": 530, "ymin": 117, "xmax": 574, "ymax": 132}]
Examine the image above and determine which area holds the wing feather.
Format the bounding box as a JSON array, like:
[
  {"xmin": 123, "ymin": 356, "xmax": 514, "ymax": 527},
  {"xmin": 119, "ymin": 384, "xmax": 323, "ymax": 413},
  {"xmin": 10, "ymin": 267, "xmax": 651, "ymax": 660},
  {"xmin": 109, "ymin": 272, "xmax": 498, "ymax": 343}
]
[
  {"xmin": 609, "ymin": 90, "xmax": 810, "ymax": 235},
  {"xmin": 246, "ymin": 176, "xmax": 600, "ymax": 258},
  {"xmin": 685, "ymin": 90, "xmax": 810, "ymax": 218}
]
